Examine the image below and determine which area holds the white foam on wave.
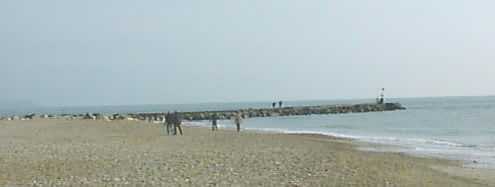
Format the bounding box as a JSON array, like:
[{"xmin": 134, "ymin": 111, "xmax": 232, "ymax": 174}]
[
  {"xmin": 361, "ymin": 136, "xmax": 469, "ymax": 148},
  {"xmin": 183, "ymin": 121, "xmax": 207, "ymax": 127},
  {"xmin": 243, "ymin": 128, "xmax": 362, "ymax": 139},
  {"xmin": 243, "ymin": 127, "xmax": 471, "ymax": 148},
  {"xmin": 184, "ymin": 120, "xmax": 232, "ymax": 128}
]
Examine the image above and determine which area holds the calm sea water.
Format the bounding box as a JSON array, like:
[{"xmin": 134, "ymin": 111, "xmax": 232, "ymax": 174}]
[{"xmin": 2, "ymin": 96, "xmax": 495, "ymax": 167}]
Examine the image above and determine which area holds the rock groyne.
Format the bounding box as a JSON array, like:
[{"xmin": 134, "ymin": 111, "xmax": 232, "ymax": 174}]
[
  {"xmin": 131, "ymin": 102, "xmax": 406, "ymax": 121},
  {"xmin": 0, "ymin": 103, "xmax": 406, "ymax": 121}
]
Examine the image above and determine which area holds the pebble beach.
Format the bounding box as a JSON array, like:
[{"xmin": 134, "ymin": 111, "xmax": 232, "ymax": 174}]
[{"xmin": 0, "ymin": 119, "xmax": 491, "ymax": 186}]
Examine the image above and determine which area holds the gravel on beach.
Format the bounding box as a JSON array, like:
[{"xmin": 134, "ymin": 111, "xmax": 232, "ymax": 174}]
[{"xmin": 0, "ymin": 119, "xmax": 489, "ymax": 186}]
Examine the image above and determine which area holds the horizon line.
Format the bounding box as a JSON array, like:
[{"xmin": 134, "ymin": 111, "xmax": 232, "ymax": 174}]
[{"xmin": 34, "ymin": 94, "xmax": 495, "ymax": 108}]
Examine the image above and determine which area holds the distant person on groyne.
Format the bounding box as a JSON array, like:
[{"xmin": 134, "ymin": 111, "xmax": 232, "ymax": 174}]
[
  {"xmin": 233, "ymin": 112, "xmax": 243, "ymax": 132},
  {"xmin": 272, "ymin": 102, "xmax": 277, "ymax": 108},
  {"xmin": 278, "ymin": 101, "xmax": 283, "ymax": 108},
  {"xmin": 173, "ymin": 112, "xmax": 183, "ymax": 136},
  {"xmin": 210, "ymin": 114, "xmax": 218, "ymax": 131}
]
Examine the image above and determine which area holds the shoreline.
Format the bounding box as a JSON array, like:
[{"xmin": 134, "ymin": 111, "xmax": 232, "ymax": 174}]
[
  {"xmin": 274, "ymin": 132, "xmax": 495, "ymax": 186},
  {"xmin": 0, "ymin": 119, "xmax": 493, "ymax": 186},
  {"xmin": 198, "ymin": 120, "xmax": 495, "ymax": 170},
  {"xmin": 188, "ymin": 122, "xmax": 495, "ymax": 185}
]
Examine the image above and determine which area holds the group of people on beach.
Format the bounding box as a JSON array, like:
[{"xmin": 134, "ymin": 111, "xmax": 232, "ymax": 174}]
[
  {"xmin": 163, "ymin": 112, "xmax": 183, "ymax": 135},
  {"xmin": 209, "ymin": 112, "xmax": 243, "ymax": 132},
  {"xmin": 163, "ymin": 111, "xmax": 244, "ymax": 136}
]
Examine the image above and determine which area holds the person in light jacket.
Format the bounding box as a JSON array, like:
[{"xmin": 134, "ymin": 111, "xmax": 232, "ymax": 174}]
[{"xmin": 233, "ymin": 112, "xmax": 243, "ymax": 133}]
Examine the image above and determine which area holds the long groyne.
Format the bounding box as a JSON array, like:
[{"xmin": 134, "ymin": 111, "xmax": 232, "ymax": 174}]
[
  {"xmin": 130, "ymin": 102, "xmax": 406, "ymax": 121},
  {"xmin": 0, "ymin": 103, "xmax": 406, "ymax": 121}
]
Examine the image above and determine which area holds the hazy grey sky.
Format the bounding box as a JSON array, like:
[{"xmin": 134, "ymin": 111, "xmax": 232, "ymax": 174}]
[{"xmin": 1, "ymin": 0, "xmax": 494, "ymax": 106}]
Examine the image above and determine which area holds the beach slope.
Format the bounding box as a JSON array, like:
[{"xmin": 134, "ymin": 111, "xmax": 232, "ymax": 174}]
[{"xmin": 0, "ymin": 120, "xmax": 489, "ymax": 186}]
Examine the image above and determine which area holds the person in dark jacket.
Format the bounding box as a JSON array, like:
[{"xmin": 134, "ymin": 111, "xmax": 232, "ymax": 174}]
[
  {"xmin": 173, "ymin": 112, "xmax": 183, "ymax": 135},
  {"xmin": 164, "ymin": 112, "xmax": 174, "ymax": 135},
  {"xmin": 211, "ymin": 114, "xmax": 219, "ymax": 131}
]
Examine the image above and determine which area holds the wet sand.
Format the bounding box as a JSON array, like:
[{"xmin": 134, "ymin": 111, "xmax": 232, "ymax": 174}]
[{"xmin": 0, "ymin": 119, "xmax": 492, "ymax": 186}]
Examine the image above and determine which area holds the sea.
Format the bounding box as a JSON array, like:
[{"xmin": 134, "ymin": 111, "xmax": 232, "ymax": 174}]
[{"xmin": 1, "ymin": 96, "xmax": 494, "ymax": 168}]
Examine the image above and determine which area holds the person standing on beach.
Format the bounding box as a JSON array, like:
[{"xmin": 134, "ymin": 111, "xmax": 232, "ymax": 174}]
[
  {"xmin": 164, "ymin": 112, "xmax": 174, "ymax": 135},
  {"xmin": 278, "ymin": 101, "xmax": 283, "ymax": 108},
  {"xmin": 162, "ymin": 114, "xmax": 167, "ymax": 135},
  {"xmin": 233, "ymin": 112, "xmax": 243, "ymax": 132},
  {"xmin": 210, "ymin": 114, "xmax": 219, "ymax": 131},
  {"xmin": 272, "ymin": 102, "xmax": 276, "ymax": 108},
  {"xmin": 173, "ymin": 112, "xmax": 183, "ymax": 136}
]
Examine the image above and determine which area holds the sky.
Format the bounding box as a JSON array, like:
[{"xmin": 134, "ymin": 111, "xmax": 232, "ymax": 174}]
[{"xmin": 1, "ymin": 0, "xmax": 494, "ymax": 106}]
